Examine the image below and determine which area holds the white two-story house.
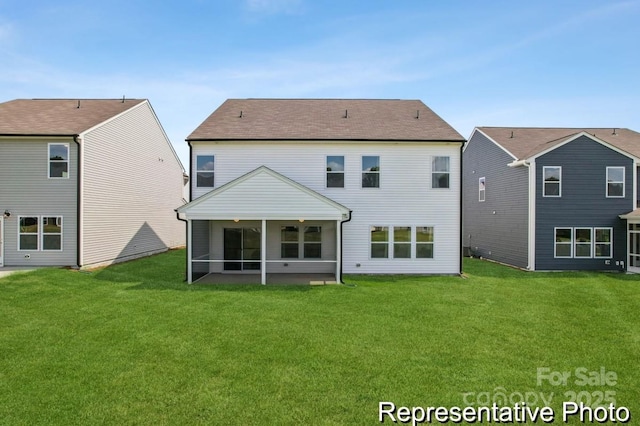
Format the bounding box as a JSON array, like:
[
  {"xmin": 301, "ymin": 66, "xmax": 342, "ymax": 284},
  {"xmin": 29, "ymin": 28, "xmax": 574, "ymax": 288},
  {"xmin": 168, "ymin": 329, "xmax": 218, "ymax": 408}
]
[{"xmin": 177, "ymin": 99, "xmax": 465, "ymax": 284}]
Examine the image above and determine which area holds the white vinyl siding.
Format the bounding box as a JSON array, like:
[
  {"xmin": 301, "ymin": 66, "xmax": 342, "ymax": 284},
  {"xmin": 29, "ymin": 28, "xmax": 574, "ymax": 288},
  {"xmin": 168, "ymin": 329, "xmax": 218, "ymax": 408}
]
[
  {"xmin": 82, "ymin": 101, "xmax": 185, "ymax": 267},
  {"xmin": 191, "ymin": 141, "xmax": 461, "ymax": 274}
]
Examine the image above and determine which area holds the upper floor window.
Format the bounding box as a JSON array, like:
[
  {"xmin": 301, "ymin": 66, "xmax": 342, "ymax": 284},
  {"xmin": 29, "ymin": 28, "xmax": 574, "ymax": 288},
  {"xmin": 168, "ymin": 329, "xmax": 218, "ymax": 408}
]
[
  {"xmin": 432, "ymin": 156, "xmax": 450, "ymax": 188},
  {"xmin": 326, "ymin": 156, "xmax": 344, "ymax": 188},
  {"xmin": 543, "ymin": 166, "xmax": 561, "ymax": 197},
  {"xmin": 478, "ymin": 177, "xmax": 486, "ymax": 202},
  {"xmin": 362, "ymin": 156, "xmax": 380, "ymax": 188},
  {"xmin": 196, "ymin": 155, "xmax": 214, "ymax": 187},
  {"xmin": 49, "ymin": 143, "xmax": 69, "ymax": 178},
  {"xmin": 606, "ymin": 167, "xmax": 625, "ymax": 198}
]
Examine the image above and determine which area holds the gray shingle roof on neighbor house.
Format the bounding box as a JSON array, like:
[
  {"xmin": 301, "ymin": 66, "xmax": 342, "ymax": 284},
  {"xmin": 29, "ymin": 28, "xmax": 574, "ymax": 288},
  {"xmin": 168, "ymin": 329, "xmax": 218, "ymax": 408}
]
[
  {"xmin": 188, "ymin": 98, "xmax": 466, "ymax": 142},
  {"xmin": 478, "ymin": 127, "xmax": 640, "ymax": 160},
  {"xmin": 0, "ymin": 98, "xmax": 146, "ymax": 136}
]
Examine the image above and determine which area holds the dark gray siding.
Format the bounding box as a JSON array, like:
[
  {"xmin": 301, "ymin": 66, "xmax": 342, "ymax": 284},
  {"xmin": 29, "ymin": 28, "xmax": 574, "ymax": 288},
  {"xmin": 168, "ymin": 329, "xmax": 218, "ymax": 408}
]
[
  {"xmin": 463, "ymin": 132, "xmax": 529, "ymax": 268},
  {"xmin": 535, "ymin": 135, "xmax": 633, "ymax": 270}
]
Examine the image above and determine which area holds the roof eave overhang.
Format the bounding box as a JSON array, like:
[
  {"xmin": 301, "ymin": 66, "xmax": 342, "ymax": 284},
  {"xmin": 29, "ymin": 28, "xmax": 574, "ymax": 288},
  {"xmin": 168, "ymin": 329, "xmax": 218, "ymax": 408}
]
[{"xmin": 186, "ymin": 137, "xmax": 466, "ymax": 143}]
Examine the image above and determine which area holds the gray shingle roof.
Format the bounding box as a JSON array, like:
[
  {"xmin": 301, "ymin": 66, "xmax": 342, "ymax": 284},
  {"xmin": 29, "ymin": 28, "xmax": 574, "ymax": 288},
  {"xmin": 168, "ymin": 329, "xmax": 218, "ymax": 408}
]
[
  {"xmin": 0, "ymin": 98, "xmax": 146, "ymax": 136},
  {"xmin": 188, "ymin": 99, "xmax": 465, "ymax": 142},
  {"xmin": 478, "ymin": 127, "xmax": 640, "ymax": 160}
]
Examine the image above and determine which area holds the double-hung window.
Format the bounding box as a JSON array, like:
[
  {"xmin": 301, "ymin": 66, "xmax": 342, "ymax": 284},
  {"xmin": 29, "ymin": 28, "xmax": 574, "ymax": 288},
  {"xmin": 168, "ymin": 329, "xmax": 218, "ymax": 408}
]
[
  {"xmin": 19, "ymin": 216, "xmax": 63, "ymax": 251},
  {"xmin": 393, "ymin": 227, "xmax": 411, "ymax": 258},
  {"xmin": 196, "ymin": 155, "xmax": 214, "ymax": 187},
  {"xmin": 49, "ymin": 143, "xmax": 69, "ymax": 178},
  {"xmin": 432, "ymin": 156, "xmax": 450, "ymax": 188},
  {"xmin": 370, "ymin": 226, "xmax": 435, "ymax": 259},
  {"xmin": 281, "ymin": 225, "xmax": 322, "ymax": 258},
  {"xmin": 362, "ymin": 156, "xmax": 380, "ymax": 188},
  {"xmin": 281, "ymin": 226, "xmax": 299, "ymax": 258},
  {"xmin": 606, "ymin": 167, "xmax": 625, "ymax": 197},
  {"xmin": 326, "ymin": 156, "xmax": 344, "ymax": 188},
  {"xmin": 543, "ymin": 166, "xmax": 561, "ymax": 197},
  {"xmin": 554, "ymin": 227, "xmax": 612, "ymax": 259},
  {"xmin": 303, "ymin": 226, "xmax": 322, "ymax": 258}
]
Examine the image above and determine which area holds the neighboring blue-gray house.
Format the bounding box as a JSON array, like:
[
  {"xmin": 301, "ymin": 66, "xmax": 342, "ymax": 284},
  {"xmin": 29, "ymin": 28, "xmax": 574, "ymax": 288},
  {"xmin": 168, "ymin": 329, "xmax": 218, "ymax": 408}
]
[
  {"xmin": 0, "ymin": 98, "xmax": 186, "ymax": 269},
  {"xmin": 463, "ymin": 127, "xmax": 640, "ymax": 272}
]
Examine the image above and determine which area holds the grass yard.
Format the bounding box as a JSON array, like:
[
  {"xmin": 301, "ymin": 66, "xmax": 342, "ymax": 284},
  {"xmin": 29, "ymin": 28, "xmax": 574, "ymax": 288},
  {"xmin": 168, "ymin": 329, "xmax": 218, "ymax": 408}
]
[{"xmin": 1, "ymin": 250, "xmax": 639, "ymax": 425}]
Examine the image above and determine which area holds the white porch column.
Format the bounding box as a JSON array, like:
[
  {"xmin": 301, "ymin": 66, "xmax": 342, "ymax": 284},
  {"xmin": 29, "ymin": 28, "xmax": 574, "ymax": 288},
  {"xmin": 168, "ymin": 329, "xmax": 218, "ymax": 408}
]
[
  {"xmin": 261, "ymin": 219, "xmax": 267, "ymax": 285},
  {"xmin": 187, "ymin": 219, "xmax": 192, "ymax": 284},
  {"xmin": 336, "ymin": 220, "xmax": 341, "ymax": 283}
]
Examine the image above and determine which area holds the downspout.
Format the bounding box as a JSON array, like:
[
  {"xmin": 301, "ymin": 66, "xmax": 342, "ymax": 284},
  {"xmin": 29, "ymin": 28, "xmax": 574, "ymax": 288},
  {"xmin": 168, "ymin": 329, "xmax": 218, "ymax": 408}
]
[
  {"xmin": 175, "ymin": 210, "xmax": 188, "ymax": 281},
  {"xmin": 339, "ymin": 210, "xmax": 353, "ymax": 284},
  {"xmin": 73, "ymin": 135, "xmax": 82, "ymax": 268},
  {"xmin": 459, "ymin": 142, "xmax": 464, "ymax": 275}
]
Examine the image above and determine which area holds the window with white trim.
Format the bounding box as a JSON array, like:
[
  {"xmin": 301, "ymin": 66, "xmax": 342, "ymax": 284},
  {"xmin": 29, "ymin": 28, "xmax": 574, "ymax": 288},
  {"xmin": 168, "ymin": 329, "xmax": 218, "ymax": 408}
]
[
  {"xmin": 606, "ymin": 167, "xmax": 624, "ymax": 197},
  {"xmin": 553, "ymin": 227, "xmax": 612, "ymax": 259},
  {"xmin": 416, "ymin": 227, "xmax": 434, "ymax": 258},
  {"xmin": 19, "ymin": 217, "xmax": 39, "ymax": 250},
  {"xmin": 554, "ymin": 228, "xmax": 572, "ymax": 258},
  {"xmin": 370, "ymin": 226, "xmax": 435, "ymax": 259},
  {"xmin": 362, "ymin": 156, "xmax": 380, "ymax": 188},
  {"xmin": 543, "ymin": 166, "xmax": 561, "ymax": 197},
  {"xmin": 49, "ymin": 143, "xmax": 69, "ymax": 178},
  {"xmin": 479, "ymin": 177, "xmax": 485, "ymax": 202},
  {"xmin": 326, "ymin": 156, "xmax": 344, "ymax": 188},
  {"xmin": 18, "ymin": 216, "xmax": 63, "ymax": 251},
  {"xmin": 393, "ymin": 227, "xmax": 411, "ymax": 258},
  {"xmin": 280, "ymin": 225, "xmax": 322, "ymax": 259},
  {"xmin": 196, "ymin": 155, "xmax": 214, "ymax": 187},
  {"xmin": 432, "ymin": 156, "xmax": 450, "ymax": 189},
  {"xmin": 594, "ymin": 228, "xmax": 612, "ymax": 258}
]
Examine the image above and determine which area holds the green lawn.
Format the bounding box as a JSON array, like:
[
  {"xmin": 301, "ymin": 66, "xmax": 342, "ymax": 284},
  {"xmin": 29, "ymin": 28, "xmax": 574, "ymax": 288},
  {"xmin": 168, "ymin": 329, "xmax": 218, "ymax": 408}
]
[{"xmin": 1, "ymin": 250, "xmax": 639, "ymax": 425}]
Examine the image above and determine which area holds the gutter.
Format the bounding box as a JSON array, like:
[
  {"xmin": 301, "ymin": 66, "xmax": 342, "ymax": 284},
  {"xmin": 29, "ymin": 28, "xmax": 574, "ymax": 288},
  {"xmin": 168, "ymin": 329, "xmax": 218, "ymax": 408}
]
[
  {"xmin": 459, "ymin": 142, "xmax": 464, "ymax": 275},
  {"xmin": 508, "ymin": 159, "xmax": 529, "ymax": 168}
]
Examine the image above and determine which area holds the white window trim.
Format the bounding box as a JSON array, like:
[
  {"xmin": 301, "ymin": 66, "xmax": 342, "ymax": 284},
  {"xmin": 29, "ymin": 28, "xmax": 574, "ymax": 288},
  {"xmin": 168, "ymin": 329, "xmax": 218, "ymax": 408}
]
[
  {"xmin": 478, "ymin": 177, "xmax": 486, "ymax": 202},
  {"xmin": 543, "ymin": 166, "xmax": 562, "ymax": 197},
  {"xmin": 48, "ymin": 143, "xmax": 69, "ymax": 179},
  {"xmin": 361, "ymin": 155, "xmax": 381, "ymax": 189},
  {"xmin": 606, "ymin": 166, "xmax": 625, "ymax": 198},
  {"xmin": 17, "ymin": 215, "xmax": 64, "ymax": 252},
  {"xmin": 369, "ymin": 225, "xmax": 435, "ymax": 260},
  {"xmin": 42, "ymin": 216, "xmax": 63, "ymax": 252},
  {"xmin": 195, "ymin": 154, "xmax": 215, "ymax": 188},
  {"xmin": 18, "ymin": 216, "xmax": 39, "ymax": 251},
  {"xmin": 574, "ymin": 227, "xmax": 593, "ymax": 258},
  {"xmin": 553, "ymin": 227, "xmax": 613, "ymax": 259},
  {"xmin": 280, "ymin": 225, "xmax": 323, "ymax": 259},
  {"xmin": 554, "ymin": 227, "xmax": 573, "ymax": 258},
  {"xmin": 325, "ymin": 155, "xmax": 345, "ymax": 189},
  {"xmin": 594, "ymin": 227, "xmax": 613, "ymax": 259},
  {"xmin": 431, "ymin": 156, "xmax": 450, "ymax": 189}
]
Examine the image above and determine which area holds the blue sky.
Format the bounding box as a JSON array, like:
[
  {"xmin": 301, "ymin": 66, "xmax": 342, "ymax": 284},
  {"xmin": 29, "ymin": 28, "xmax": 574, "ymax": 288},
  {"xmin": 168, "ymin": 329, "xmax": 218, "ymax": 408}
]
[{"xmin": 1, "ymin": 0, "xmax": 639, "ymax": 168}]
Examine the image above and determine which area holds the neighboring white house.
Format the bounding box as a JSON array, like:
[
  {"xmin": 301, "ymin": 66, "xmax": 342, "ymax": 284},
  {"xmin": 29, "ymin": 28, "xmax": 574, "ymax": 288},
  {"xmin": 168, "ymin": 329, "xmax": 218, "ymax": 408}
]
[
  {"xmin": 0, "ymin": 98, "xmax": 186, "ymax": 268},
  {"xmin": 177, "ymin": 99, "xmax": 465, "ymax": 284}
]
